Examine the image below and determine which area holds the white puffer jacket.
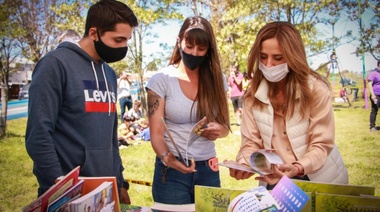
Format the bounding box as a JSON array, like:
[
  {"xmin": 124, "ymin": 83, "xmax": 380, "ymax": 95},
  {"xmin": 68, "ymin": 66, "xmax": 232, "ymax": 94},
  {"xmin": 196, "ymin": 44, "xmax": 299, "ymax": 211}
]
[{"xmin": 239, "ymin": 77, "xmax": 348, "ymax": 185}]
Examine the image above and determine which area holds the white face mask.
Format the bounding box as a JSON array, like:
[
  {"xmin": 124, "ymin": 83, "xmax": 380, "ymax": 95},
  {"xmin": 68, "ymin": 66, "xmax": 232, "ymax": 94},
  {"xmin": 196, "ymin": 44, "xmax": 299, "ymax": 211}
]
[{"xmin": 259, "ymin": 62, "xmax": 289, "ymax": 82}]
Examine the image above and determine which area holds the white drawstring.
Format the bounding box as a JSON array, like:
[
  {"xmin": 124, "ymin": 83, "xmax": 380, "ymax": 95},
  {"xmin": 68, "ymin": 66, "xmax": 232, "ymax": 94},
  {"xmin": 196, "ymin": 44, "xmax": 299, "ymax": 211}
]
[
  {"xmin": 101, "ymin": 64, "xmax": 111, "ymax": 116},
  {"xmin": 91, "ymin": 61, "xmax": 111, "ymax": 116},
  {"xmin": 91, "ymin": 62, "xmax": 99, "ymax": 90}
]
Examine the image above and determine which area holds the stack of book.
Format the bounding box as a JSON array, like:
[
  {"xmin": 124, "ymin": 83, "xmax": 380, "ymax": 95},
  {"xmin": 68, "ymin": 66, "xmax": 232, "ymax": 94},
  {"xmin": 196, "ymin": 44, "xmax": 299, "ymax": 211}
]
[{"xmin": 23, "ymin": 166, "xmax": 120, "ymax": 212}]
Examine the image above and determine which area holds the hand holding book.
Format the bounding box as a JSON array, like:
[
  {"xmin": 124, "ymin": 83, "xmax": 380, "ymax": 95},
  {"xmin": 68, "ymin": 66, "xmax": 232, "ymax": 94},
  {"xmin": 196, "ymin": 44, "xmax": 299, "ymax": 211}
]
[{"xmin": 218, "ymin": 149, "xmax": 283, "ymax": 176}]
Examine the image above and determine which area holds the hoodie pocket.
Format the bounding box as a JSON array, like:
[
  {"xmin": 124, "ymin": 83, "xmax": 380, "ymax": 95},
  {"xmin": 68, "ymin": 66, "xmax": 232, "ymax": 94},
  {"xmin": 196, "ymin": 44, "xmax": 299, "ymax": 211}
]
[{"xmin": 81, "ymin": 147, "xmax": 113, "ymax": 176}]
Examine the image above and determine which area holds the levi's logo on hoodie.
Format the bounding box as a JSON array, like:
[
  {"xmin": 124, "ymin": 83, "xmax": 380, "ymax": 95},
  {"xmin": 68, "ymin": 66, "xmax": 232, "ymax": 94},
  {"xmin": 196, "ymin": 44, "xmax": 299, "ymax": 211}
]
[{"xmin": 83, "ymin": 80, "xmax": 116, "ymax": 113}]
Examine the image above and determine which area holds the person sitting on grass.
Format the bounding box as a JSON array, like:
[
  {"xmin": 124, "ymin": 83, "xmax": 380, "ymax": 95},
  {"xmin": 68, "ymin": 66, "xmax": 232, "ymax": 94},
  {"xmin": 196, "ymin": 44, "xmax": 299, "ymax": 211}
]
[
  {"xmin": 118, "ymin": 116, "xmax": 135, "ymax": 147},
  {"xmin": 138, "ymin": 119, "xmax": 150, "ymax": 141}
]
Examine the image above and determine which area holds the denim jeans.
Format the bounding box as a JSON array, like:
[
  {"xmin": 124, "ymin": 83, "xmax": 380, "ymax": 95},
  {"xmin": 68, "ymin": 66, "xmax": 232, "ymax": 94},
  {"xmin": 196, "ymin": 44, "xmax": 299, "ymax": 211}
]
[
  {"xmin": 152, "ymin": 157, "xmax": 220, "ymax": 204},
  {"xmin": 119, "ymin": 96, "xmax": 132, "ymax": 122},
  {"xmin": 370, "ymin": 95, "xmax": 380, "ymax": 129}
]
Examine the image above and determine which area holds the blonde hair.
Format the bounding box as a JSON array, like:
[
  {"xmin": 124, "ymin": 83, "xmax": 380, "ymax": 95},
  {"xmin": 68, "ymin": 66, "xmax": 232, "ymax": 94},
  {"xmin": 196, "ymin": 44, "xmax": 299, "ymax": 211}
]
[{"xmin": 246, "ymin": 21, "xmax": 329, "ymax": 119}]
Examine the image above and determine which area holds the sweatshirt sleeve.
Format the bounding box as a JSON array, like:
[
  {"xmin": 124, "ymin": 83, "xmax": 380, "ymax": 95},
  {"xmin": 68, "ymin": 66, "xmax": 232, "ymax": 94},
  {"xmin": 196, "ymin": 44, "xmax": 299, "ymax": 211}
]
[{"xmin": 25, "ymin": 55, "xmax": 65, "ymax": 195}]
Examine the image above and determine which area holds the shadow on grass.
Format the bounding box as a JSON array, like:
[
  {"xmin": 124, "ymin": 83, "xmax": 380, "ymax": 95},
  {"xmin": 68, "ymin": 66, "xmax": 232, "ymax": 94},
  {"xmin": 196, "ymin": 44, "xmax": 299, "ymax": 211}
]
[{"xmin": 4, "ymin": 131, "xmax": 25, "ymax": 138}]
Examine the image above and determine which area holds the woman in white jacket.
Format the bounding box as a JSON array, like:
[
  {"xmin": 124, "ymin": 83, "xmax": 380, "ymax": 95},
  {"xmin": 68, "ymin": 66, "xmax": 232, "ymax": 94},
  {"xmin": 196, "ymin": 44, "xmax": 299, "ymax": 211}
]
[{"xmin": 229, "ymin": 21, "xmax": 348, "ymax": 189}]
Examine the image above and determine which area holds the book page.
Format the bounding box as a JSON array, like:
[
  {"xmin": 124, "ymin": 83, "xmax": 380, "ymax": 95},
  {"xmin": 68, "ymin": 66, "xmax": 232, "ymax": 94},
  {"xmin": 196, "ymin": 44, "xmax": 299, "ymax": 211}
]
[
  {"xmin": 186, "ymin": 116, "xmax": 208, "ymax": 147},
  {"xmin": 69, "ymin": 181, "xmax": 113, "ymax": 212},
  {"xmin": 249, "ymin": 149, "xmax": 283, "ymax": 175},
  {"xmin": 217, "ymin": 160, "xmax": 256, "ymax": 173},
  {"xmin": 228, "ymin": 186, "xmax": 280, "ymax": 212},
  {"xmin": 218, "ymin": 150, "xmax": 283, "ymax": 176},
  {"xmin": 47, "ymin": 179, "xmax": 85, "ymax": 212}
]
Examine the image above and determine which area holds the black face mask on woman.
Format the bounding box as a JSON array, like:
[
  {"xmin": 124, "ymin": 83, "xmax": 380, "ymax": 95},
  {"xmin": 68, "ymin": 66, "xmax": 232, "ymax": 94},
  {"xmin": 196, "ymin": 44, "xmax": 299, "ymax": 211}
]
[
  {"xmin": 179, "ymin": 46, "xmax": 207, "ymax": 71},
  {"xmin": 94, "ymin": 30, "xmax": 128, "ymax": 63}
]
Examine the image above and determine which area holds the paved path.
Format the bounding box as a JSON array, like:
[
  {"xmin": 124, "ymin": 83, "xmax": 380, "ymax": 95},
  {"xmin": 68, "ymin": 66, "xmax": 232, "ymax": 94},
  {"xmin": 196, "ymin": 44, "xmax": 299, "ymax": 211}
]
[{"xmin": 0, "ymin": 100, "xmax": 28, "ymax": 120}]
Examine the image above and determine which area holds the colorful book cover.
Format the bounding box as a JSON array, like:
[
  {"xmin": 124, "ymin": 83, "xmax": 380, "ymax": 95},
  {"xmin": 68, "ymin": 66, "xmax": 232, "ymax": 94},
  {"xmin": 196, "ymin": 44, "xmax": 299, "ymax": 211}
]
[
  {"xmin": 228, "ymin": 186, "xmax": 280, "ymax": 212},
  {"xmin": 292, "ymin": 179, "xmax": 377, "ymax": 212},
  {"xmin": 292, "ymin": 179, "xmax": 375, "ymax": 196},
  {"xmin": 270, "ymin": 176, "xmax": 310, "ymax": 212},
  {"xmin": 315, "ymin": 193, "xmax": 380, "ymax": 211},
  {"xmin": 22, "ymin": 166, "xmax": 81, "ymax": 212},
  {"xmin": 47, "ymin": 179, "xmax": 85, "ymax": 212},
  {"xmin": 78, "ymin": 176, "xmax": 120, "ymax": 212},
  {"xmin": 68, "ymin": 181, "xmax": 113, "ymax": 212},
  {"xmin": 218, "ymin": 149, "xmax": 283, "ymax": 175},
  {"xmin": 195, "ymin": 185, "xmax": 247, "ymax": 212}
]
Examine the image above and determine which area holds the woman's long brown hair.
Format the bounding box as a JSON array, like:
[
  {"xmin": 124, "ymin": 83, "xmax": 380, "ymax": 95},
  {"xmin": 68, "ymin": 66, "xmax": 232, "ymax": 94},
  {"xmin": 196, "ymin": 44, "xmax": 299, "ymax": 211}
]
[{"xmin": 169, "ymin": 16, "xmax": 230, "ymax": 130}]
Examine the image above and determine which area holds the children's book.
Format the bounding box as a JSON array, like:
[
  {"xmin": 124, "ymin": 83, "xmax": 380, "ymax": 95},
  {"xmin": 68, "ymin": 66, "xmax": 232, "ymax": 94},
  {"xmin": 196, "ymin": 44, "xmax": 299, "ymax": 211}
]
[
  {"xmin": 68, "ymin": 181, "xmax": 113, "ymax": 212},
  {"xmin": 22, "ymin": 166, "xmax": 81, "ymax": 212},
  {"xmin": 315, "ymin": 193, "xmax": 380, "ymax": 211},
  {"xmin": 77, "ymin": 176, "xmax": 120, "ymax": 212},
  {"xmin": 218, "ymin": 149, "xmax": 283, "ymax": 175},
  {"xmin": 186, "ymin": 116, "xmax": 208, "ymax": 147},
  {"xmin": 99, "ymin": 200, "xmax": 115, "ymax": 212},
  {"xmin": 270, "ymin": 176, "xmax": 310, "ymax": 212},
  {"xmin": 47, "ymin": 179, "xmax": 85, "ymax": 212},
  {"xmin": 292, "ymin": 179, "xmax": 378, "ymax": 212},
  {"xmin": 292, "ymin": 179, "xmax": 375, "ymax": 196},
  {"xmin": 195, "ymin": 185, "xmax": 247, "ymax": 212},
  {"xmin": 228, "ymin": 186, "xmax": 280, "ymax": 212}
]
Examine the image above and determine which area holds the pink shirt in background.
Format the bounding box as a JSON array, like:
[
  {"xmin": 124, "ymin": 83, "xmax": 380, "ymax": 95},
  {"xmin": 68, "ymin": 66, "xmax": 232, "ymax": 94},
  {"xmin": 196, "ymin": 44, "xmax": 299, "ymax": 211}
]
[{"xmin": 228, "ymin": 73, "xmax": 244, "ymax": 97}]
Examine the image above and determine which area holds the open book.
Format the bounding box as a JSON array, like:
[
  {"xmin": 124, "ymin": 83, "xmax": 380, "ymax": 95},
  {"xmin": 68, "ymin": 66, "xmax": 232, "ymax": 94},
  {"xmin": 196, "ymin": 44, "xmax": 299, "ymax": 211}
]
[
  {"xmin": 47, "ymin": 179, "xmax": 85, "ymax": 212},
  {"xmin": 22, "ymin": 166, "xmax": 81, "ymax": 212},
  {"xmin": 68, "ymin": 181, "xmax": 114, "ymax": 212},
  {"xmin": 162, "ymin": 116, "xmax": 208, "ymax": 166},
  {"xmin": 218, "ymin": 149, "xmax": 283, "ymax": 175}
]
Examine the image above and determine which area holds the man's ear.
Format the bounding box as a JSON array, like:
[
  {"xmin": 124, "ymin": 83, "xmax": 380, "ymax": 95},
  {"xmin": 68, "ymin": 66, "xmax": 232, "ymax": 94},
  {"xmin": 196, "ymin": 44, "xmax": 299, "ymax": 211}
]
[{"xmin": 89, "ymin": 28, "xmax": 98, "ymax": 41}]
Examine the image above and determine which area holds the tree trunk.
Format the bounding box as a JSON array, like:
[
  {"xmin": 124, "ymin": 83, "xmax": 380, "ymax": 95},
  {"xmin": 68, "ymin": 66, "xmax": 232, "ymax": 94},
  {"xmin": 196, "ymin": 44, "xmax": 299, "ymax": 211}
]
[{"xmin": 0, "ymin": 86, "xmax": 8, "ymax": 137}]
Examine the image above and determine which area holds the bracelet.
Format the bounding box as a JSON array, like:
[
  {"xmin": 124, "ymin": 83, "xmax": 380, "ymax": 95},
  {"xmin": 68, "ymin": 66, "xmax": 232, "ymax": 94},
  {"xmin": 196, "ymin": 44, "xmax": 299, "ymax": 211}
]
[
  {"xmin": 161, "ymin": 152, "xmax": 169, "ymax": 166},
  {"xmin": 161, "ymin": 152, "xmax": 169, "ymax": 160},
  {"xmin": 294, "ymin": 164, "xmax": 301, "ymax": 176}
]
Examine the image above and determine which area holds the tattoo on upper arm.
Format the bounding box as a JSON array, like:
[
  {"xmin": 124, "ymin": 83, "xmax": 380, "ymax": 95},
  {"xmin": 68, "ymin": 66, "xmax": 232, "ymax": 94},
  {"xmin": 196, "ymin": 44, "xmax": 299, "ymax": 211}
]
[{"xmin": 147, "ymin": 90, "xmax": 160, "ymax": 117}]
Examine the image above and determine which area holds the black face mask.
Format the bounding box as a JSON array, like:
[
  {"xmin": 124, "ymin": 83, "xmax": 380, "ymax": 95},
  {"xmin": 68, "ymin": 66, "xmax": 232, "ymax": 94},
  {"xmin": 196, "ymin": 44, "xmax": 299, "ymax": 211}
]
[
  {"xmin": 179, "ymin": 47, "xmax": 207, "ymax": 71},
  {"xmin": 94, "ymin": 30, "xmax": 128, "ymax": 63}
]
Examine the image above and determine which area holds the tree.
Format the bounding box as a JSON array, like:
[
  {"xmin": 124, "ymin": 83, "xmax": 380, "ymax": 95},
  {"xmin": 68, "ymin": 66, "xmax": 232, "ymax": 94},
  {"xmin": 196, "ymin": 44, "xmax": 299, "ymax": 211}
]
[
  {"xmin": 189, "ymin": 0, "xmax": 340, "ymax": 74},
  {"xmin": 51, "ymin": 0, "xmax": 90, "ymax": 37},
  {"xmin": 342, "ymin": 0, "xmax": 379, "ymax": 61},
  {"xmin": 115, "ymin": 0, "xmax": 183, "ymax": 114},
  {"xmin": 0, "ymin": 0, "xmax": 23, "ymax": 136}
]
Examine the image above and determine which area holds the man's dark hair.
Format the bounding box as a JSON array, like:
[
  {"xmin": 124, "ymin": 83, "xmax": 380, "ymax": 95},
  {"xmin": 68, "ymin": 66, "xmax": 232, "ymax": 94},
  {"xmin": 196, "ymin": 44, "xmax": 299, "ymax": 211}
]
[
  {"xmin": 84, "ymin": 0, "xmax": 138, "ymax": 36},
  {"xmin": 378, "ymin": 60, "xmax": 380, "ymax": 67}
]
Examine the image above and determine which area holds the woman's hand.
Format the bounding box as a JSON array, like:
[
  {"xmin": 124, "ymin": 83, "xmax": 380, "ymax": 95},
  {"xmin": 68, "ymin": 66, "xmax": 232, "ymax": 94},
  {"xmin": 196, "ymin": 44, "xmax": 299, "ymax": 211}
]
[
  {"xmin": 277, "ymin": 163, "xmax": 303, "ymax": 178},
  {"xmin": 199, "ymin": 122, "xmax": 221, "ymax": 140},
  {"xmin": 120, "ymin": 187, "xmax": 131, "ymax": 205},
  {"xmin": 254, "ymin": 165, "xmax": 284, "ymax": 185},
  {"xmin": 255, "ymin": 163, "xmax": 302, "ymax": 185},
  {"xmin": 163, "ymin": 152, "xmax": 197, "ymax": 174},
  {"xmin": 229, "ymin": 167, "xmax": 255, "ymax": 180}
]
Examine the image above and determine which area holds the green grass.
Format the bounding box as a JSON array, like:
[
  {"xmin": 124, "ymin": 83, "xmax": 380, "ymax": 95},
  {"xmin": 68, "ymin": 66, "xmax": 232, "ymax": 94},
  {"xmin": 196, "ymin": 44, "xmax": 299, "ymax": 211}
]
[{"xmin": 0, "ymin": 99, "xmax": 379, "ymax": 211}]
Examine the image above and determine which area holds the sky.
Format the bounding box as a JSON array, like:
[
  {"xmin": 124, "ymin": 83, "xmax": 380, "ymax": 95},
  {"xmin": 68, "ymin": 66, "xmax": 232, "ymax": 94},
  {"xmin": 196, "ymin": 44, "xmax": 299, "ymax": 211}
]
[
  {"xmin": 143, "ymin": 6, "xmax": 378, "ymax": 74},
  {"xmin": 309, "ymin": 8, "xmax": 378, "ymax": 74}
]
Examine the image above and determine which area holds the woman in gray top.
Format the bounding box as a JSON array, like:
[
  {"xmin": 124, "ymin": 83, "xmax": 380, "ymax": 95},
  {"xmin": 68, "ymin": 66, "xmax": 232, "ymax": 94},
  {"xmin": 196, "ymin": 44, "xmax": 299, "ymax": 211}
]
[{"xmin": 146, "ymin": 16, "xmax": 231, "ymax": 204}]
